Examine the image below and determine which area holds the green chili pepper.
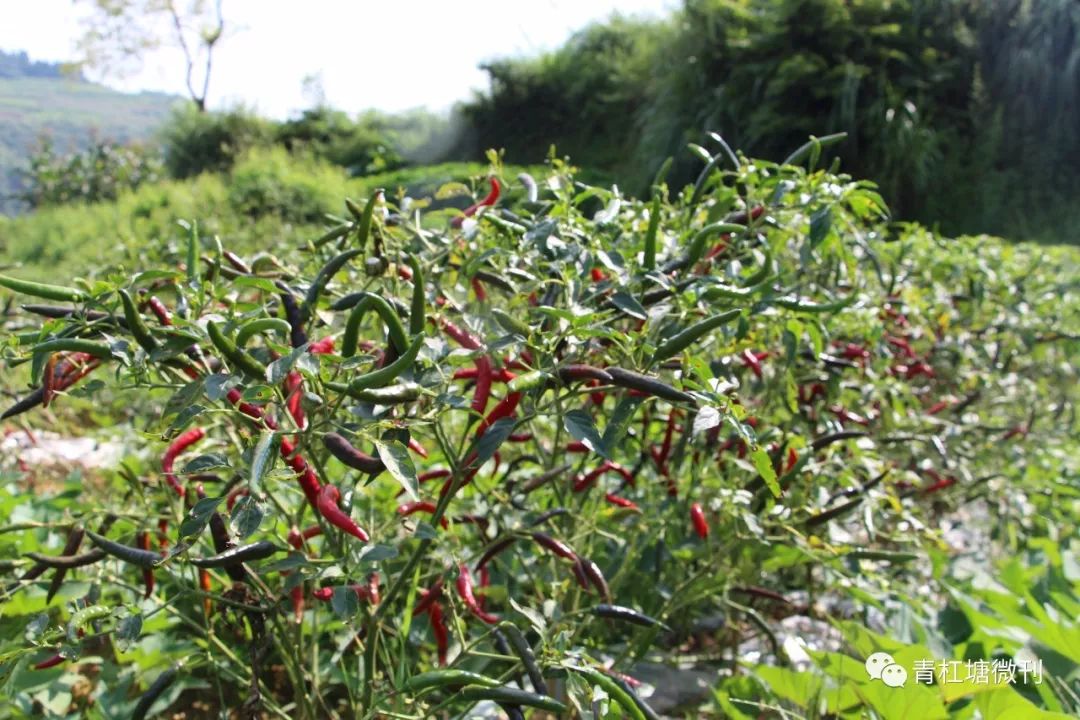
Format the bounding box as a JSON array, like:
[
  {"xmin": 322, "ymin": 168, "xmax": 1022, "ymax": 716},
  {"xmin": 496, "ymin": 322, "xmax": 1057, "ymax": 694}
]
[
  {"xmin": 0, "ymin": 274, "xmax": 88, "ymax": 303},
  {"xmin": 26, "ymin": 549, "xmax": 106, "ymax": 569},
  {"xmin": 606, "ymin": 368, "xmax": 696, "ymax": 404},
  {"xmin": 591, "ymin": 603, "xmax": 671, "ymax": 631},
  {"xmin": 406, "ymin": 254, "xmax": 426, "ymax": 336},
  {"xmin": 569, "ymin": 666, "xmax": 648, "ymax": 720},
  {"xmin": 301, "ymin": 248, "xmax": 363, "ymax": 323},
  {"xmin": 782, "ymin": 132, "xmax": 847, "ymax": 167},
  {"xmin": 350, "ymin": 190, "xmax": 382, "ymax": 252},
  {"xmin": 346, "ymin": 334, "xmax": 423, "ymax": 391},
  {"xmin": 643, "ymin": 194, "xmax": 661, "ymax": 271},
  {"xmin": 235, "ymin": 318, "xmax": 292, "ymax": 348},
  {"xmin": 401, "ymin": 670, "xmax": 503, "ymax": 693},
  {"xmin": 847, "ymin": 550, "xmax": 919, "ymax": 563},
  {"xmin": 491, "ymin": 308, "xmax": 530, "ymax": 338},
  {"xmin": 498, "ymin": 622, "xmax": 546, "ymax": 695},
  {"xmin": 457, "ymin": 686, "xmax": 566, "ymax": 714},
  {"xmin": 739, "ymin": 245, "xmax": 773, "ymax": 287},
  {"xmin": 206, "ymin": 320, "xmax": 267, "ymax": 382},
  {"xmin": 311, "ymin": 222, "xmax": 352, "ymax": 248},
  {"xmin": 118, "ymin": 289, "xmax": 158, "ymax": 353},
  {"xmin": 66, "ymin": 605, "xmax": 110, "ymax": 641},
  {"xmin": 507, "ymin": 370, "xmax": 545, "ymax": 393},
  {"xmin": 772, "ymin": 294, "xmax": 856, "ymax": 313},
  {"xmin": 341, "ymin": 293, "xmax": 410, "ymax": 358},
  {"xmin": 685, "ymin": 223, "xmax": 747, "ymax": 267},
  {"xmin": 32, "ymin": 338, "xmax": 112, "ymax": 359},
  {"xmin": 325, "ymin": 381, "xmax": 423, "ymax": 405},
  {"xmin": 131, "ymin": 666, "xmax": 179, "ymax": 720},
  {"xmin": 652, "ymin": 309, "xmax": 741, "ymax": 364},
  {"xmin": 85, "ymin": 530, "xmax": 160, "ymax": 569}
]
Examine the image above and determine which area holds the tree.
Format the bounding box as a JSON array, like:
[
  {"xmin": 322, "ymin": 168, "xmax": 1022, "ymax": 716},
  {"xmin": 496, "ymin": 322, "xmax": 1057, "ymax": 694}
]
[{"xmin": 75, "ymin": 0, "xmax": 225, "ymax": 112}]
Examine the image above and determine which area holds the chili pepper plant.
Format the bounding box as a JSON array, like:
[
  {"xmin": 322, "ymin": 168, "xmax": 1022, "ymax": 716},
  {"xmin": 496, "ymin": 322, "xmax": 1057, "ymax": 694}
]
[{"xmin": 0, "ymin": 137, "xmax": 1077, "ymax": 719}]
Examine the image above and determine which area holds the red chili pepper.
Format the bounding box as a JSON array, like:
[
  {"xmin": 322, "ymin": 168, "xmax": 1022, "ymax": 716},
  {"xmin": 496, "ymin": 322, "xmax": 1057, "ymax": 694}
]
[
  {"xmin": 317, "ymin": 485, "xmax": 369, "ymax": 542},
  {"xmin": 145, "ymin": 296, "xmax": 172, "ymax": 326},
  {"xmin": 439, "ymin": 318, "xmax": 484, "ymax": 351},
  {"xmin": 313, "ymin": 583, "xmax": 376, "ymax": 603},
  {"xmin": 33, "ymin": 653, "xmax": 65, "ymax": 670},
  {"xmin": 428, "ymin": 602, "xmax": 449, "ymax": 666},
  {"xmin": 566, "ymin": 441, "xmax": 590, "ymax": 453},
  {"xmin": 397, "ymin": 501, "xmax": 448, "ymax": 529},
  {"xmin": 530, "ymin": 532, "xmax": 577, "ymax": 561},
  {"xmin": 591, "ymin": 267, "xmax": 606, "ymax": 283},
  {"xmin": 926, "ymin": 399, "xmax": 950, "ymax": 415},
  {"xmin": 471, "ymin": 277, "xmax": 488, "ymax": 302},
  {"xmin": 828, "ymin": 405, "xmax": 870, "ymax": 427},
  {"xmin": 413, "ymin": 581, "xmax": 445, "ymax": 617},
  {"xmin": 922, "ymin": 470, "xmax": 957, "ymax": 494},
  {"xmin": 200, "ymin": 569, "xmax": 212, "ymax": 615},
  {"xmin": 570, "ymin": 558, "xmax": 589, "ymax": 588},
  {"xmin": 284, "ymin": 371, "xmax": 305, "ymax": 429},
  {"xmin": 690, "ymin": 502, "xmax": 709, "ymax": 539},
  {"xmin": 162, "ymin": 427, "xmax": 205, "ymax": 497},
  {"xmin": 905, "ymin": 361, "xmax": 935, "ymax": 380},
  {"xmin": 659, "ymin": 411, "xmax": 679, "ymax": 464},
  {"xmin": 705, "ymin": 236, "xmax": 730, "ymax": 260},
  {"xmin": 367, "ymin": 572, "xmax": 381, "ymax": 606},
  {"xmin": 740, "ymin": 348, "xmax": 764, "ymax": 378},
  {"xmin": 225, "ymin": 486, "xmax": 249, "ymax": 512},
  {"xmin": 476, "ymin": 391, "xmax": 521, "ymax": 438},
  {"xmin": 1000, "ymin": 425, "xmax": 1028, "ymax": 441},
  {"xmin": 287, "ymin": 524, "xmax": 323, "ymax": 549},
  {"xmin": 785, "ymin": 447, "xmax": 799, "ymax": 473},
  {"xmin": 604, "ymin": 493, "xmax": 639, "ymax": 511},
  {"xmin": 471, "ymin": 356, "xmax": 494, "ymax": 416},
  {"xmin": 507, "ymin": 433, "xmax": 533, "ymax": 443},
  {"xmin": 309, "ymin": 337, "xmax": 335, "ymax": 354},
  {"xmin": 279, "ymin": 436, "xmax": 321, "ymax": 508},
  {"xmin": 572, "ymin": 460, "xmax": 634, "ymax": 493},
  {"xmin": 137, "ymin": 531, "xmax": 154, "ymax": 599},
  {"xmin": 157, "ymin": 518, "xmax": 169, "ymax": 549},
  {"xmin": 453, "ymin": 366, "xmax": 516, "ymax": 383},
  {"xmin": 407, "ymin": 438, "xmax": 429, "ymax": 458},
  {"xmin": 837, "ymin": 342, "xmax": 870, "ymax": 362},
  {"xmin": 290, "ymin": 583, "xmax": 304, "ymax": 624},
  {"xmin": 451, "ymin": 177, "xmax": 500, "ymax": 228},
  {"xmin": 456, "ymin": 563, "xmax": 498, "ymax": 624}
]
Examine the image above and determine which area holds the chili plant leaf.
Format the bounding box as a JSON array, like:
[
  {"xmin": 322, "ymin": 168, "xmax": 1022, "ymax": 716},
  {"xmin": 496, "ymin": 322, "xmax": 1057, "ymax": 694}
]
[
  {"xmin": 375, "ymin": 440, "xmax": 418, "ymax": 501},
  {"xmin": 564, "ymin": 409, "xmax": 609, "ymax": 458},
  {"xmin": 751, "ymin": 445, "xmax": 781, "ymax": 498}
]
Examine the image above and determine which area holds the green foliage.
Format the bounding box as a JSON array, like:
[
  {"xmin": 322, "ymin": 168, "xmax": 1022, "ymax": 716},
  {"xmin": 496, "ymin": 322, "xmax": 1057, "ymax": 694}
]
[
  {"xmin": 160, "ymin": 104, "xmax": 274, "ymax": 179},
  {"xmin": 0, "ymin": 141, "xmax": 1076, "ymax": 718},
  {"xmin": 227, "ymin": 147, "xmax": 347, "ymax": 224},
  {"xmin": 275, "ymin": 107, "xmax": 405, "ymax": 176},
  {"xmin": 18, "ymin": 139, "xmax": 163, "ymax": 209}
]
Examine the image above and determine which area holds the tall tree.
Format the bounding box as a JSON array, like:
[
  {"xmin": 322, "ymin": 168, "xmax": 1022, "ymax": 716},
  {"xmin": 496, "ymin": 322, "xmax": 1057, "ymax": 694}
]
[{"xmin": 75, "ymin": 0, "xmax": 225, "ymax": 112}]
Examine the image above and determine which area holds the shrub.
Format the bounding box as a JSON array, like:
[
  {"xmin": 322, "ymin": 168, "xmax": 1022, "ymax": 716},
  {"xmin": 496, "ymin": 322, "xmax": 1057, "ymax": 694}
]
[
  {"xmin": 0, "ymin": 139, "xmax": 1076, "ymax": 718},
  {"xmin": 160, "ymin": 105, "xmax": 273, "ymax": 179},
  {"xmin": 18, "ymin": 139, "xmax": 163, "ymax": 209},
  {"xmin": 227, "ymin": 147, "xmax": 346, "ymax": 224},
  {"xmin": 275, "ymin": 107, "xmax": 405, "ymax": 176}
]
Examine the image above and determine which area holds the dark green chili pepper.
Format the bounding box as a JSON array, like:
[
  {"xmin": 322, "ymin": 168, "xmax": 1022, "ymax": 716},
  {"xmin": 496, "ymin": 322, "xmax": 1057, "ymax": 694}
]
[
  {"xmin": 773, "ymin": 294, "xmax": 856, "ymax": 313},
  {"xmin": 556, "ymin": 365, "xmax": 612, "ymax": 385},
  {"xmin": 325, "ymin": 381, "xmax": 423, "ymax": 405},
  {"xmin": 235, "ymin": 318, "xmax": 291, "ymax": 348},
  {"xmin": 810, "ymin": 430, "xmax": 867, "ymax": 451},
  {"xmin": 278, "ymin": 288, "xmax": 309, "ymax": 348},
  {"xmin": 643, "ymin": 194, "xmax": 661, "ymax": 271},
  {"xmin": 401, "ymin": 669, "xmax": 502, "ymax": 693},
  {"xmin": 85, "ymin": 530, "xmax": 160, "ymax": 569},
  {"xmin": 611, "ymin": 675, "xmax": 662, "ymax": 720},
  {"xmin": 739, "ymin": 245, "xmax": 773, "ymax": 287},
  {"xmin": 498, "ymin": 622, "xmax": 546, "ymax": 695},
  {"xmin": 1, "ymin": 388, "xmax": 45, "ymax": 420},
  {"xmin": 804, "ymin": 498, "xmax": 863, "ymax": 528},
  {"xmin": 0, "ymin": 274, "xmax": 88, "ymax": 303},
  {"xmin": 311, "ymin": 222, "xmax": 352, "ymax": 248},
  {"xmin": 301, "ymin": 248, "xmax": 363, "ymax": 323},
  {"xmin": 189, "ymin": 541, "xmax": 280, "ymax": 568},
  {"xmin": 685, "ymin": 223, "xmax": 747, "ymax": 267},
  {"xmin": 782, "ymin": 132, "xmax": 847, "ymax": 166},
  {"xmin": 591, "ymin": 604, "xmax": 670, "ymax": 631},
  {"xmin": 406, "ymin": 254, "xmax": 426, "ymax": 336},
  {"xmin": 700, "ymin": 283, "xmax": 759, "ymax": 301},
  {"xmin": 491, "ymin": 308, "xmax": 530, "ymax": 339},
  {"xmin": 570, "ymin": 666, "xmax": 648, "ymax": 720},
  {"xmin": 32, "ymin": 338, "xmax": 112, "ymax": 359},
  {"xmin": 652, "ymin": 309, "xmax": 741, "ymax": 364},
  {"xmin": 206, "ymin": 320, "xmax": 267, "ymax": 382},
  {"xmin": 131, "ymin": 666, "xmax": 179, "ymax": 720},
  {"xmin": 341, "ymin": 293, "xmax": 410, "ymax": 358},
  {"xmin": 345, "ymin": 334, "xmax": 423, "ymax": 391},
  {"xmin": 507, "ymin": 370, "xmax": 545, "ymax": 393},
  {"xmin": 209, "ymin": 512, "xmax": 246, "ymax": 582},
  {"xmin": 475, "ymin": 536, "xmax": 518, "ymax": 571},
  {"xmin": 118, "ymin": 289, "xmax": 158, "ymax": 353},
  {"xmin": 349, "ymin": 190, "xmax": 382, "ymax": 253},
  {"xmin": 606, "ymin": 367, "xmax": 695, "ymax": 404},
  {"xmin": 67, "ymin": 605, "xmax": 110, "ymax": 641},
  {"xmin": 21, "ymin": 305, "xmax": 117, "ymax": 324},
  {"xmin": 26, "ymin": 549, "xmax": 105, "ymax": 570},
  {"xmin": 457, "ymin": 686, "xmax": 565, "ymax": 714}
]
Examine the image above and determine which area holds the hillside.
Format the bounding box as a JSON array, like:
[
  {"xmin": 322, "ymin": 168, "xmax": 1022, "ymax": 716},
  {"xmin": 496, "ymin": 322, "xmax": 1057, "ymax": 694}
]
[{"xmin": 0, "ymin": 49, "xmax": 180, "ymax": 214}]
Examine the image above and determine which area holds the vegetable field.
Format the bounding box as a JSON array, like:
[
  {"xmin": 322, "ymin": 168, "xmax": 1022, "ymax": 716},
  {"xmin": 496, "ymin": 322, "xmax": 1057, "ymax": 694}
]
[{"xmin": 0, "ymin": 139, "xmax": 1078, "ymax": 719}]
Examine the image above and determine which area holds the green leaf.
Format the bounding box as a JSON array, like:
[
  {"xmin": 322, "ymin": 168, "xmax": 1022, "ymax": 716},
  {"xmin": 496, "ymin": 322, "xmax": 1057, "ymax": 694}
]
[
  {"xmin": 250, "ymin": 431, "xmax": 278, "ymax": 488},
  {"xmin": 601, "ymin": 397, "xmax": 641, "ymax": 450},
  {"xmin": 179, "ymin": 496, "xmax": 224, "ymax": 539},
  {"xmin": 230, "ymin": 497, "xmax": 264, "ymax": 539},
  {"xmin": 750, "ymin": 445, "xmax": 781, "ymax": 497},
  {"xmin": 473, "ymin": 417, "xmax": 517, "ymax": 469},
  {"xmin": 564, "ymin": 409, "xmax": 608, "ymax": 458},
  {"xmin": 610, "ymin": 290, "xmax": 647, "ymax": 320},
  {"xmin": 116, "ymin": 613, "xmax": 142, "ymax": 648},
  {"xmin": 331, "ymin": 585, "xmax": 360, "ymax": 619},
  {"xmin": 693, "ymin": 406, "xmax": 722, "ymax": 435},
  {"xmin": 375, "ymin": 440, "xmax": 418, "ymax": 501},
  {"xmin": 809, "ymin": 206, "xmax": 832, "ymax": 247},
  {"xmin": 180, "ymin": 453, "xmax": 230, "ymax": 474},
  {"xmin": 359, "ymin": 544, "xmax": 399, "ymax": 563}
]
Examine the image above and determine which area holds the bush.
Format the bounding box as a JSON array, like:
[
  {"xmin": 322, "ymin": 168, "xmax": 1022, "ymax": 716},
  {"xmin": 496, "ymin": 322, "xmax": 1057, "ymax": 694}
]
[
  {"xmin": 275, "ymin": 107, "xmax": 405, "ymax": 176},
  {"xmin": 161, "ymin": 105, "xmax": 273, "ymax": 179},
  {"xmin": 18, "ymin": 139, "xmax": 163, "ymax": 209},
  {"xmin": 227, "ymin": 147, "xmax": 346, "ymax": 224},
  {"xmin": 0, "ymin": 140, "xmax": 1076, "ymax": 718}
]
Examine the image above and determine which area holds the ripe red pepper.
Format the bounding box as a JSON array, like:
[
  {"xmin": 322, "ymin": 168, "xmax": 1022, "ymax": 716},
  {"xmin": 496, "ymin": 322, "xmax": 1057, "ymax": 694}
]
[
  {"xmin": 530, "ymin": 532, "xmax": 577, "ymax": 561},
  {"xmin": 566, "ymin": 441, "xmax": 590, "ymax": 453},
  {"xmin": 284, "ymin": 371, "xmax": 305, "ymax": 429},
  {"xmin": 33, "ymin": 653, "xmax": 65, "ymax": 670},
  {"xmin": 200, "ymin": 569, "xmax": 212, "ymax": 615},
  {"xmin": 885, "ymin": 335, "xmax": 916, "ymax": 358},
  {"xmin": 591, "ymin": 267, "xmax": 606, "ymax": 283},
  {"xmin": 471, "ymin": 277, "xmax": 488, "ymax": 302},
  {"xmin": 317, "ymin": 485, "xmax": 369, "ymax": 542},
  {"xmin": 572, "ymin": 461, "xmax": 634, "ymax": 493},
  {"xmin": 1001, "ymin": 425, "xmax": 1028, "ymax": 441},
  {"xmin": 290, "ymin": 583, "xmax": 304, "ymax": 624},
  {"xmin": 690, "ymin": 502, "xmax": 709, "ymax": 539},
  {"xmin": 453, "ymin": 366, "xmax": 516, "ymax": 383},
  {"xmin": 740, "ymin": 349, "xmax": 766, "ymax": 379},
  {"xmin": 146, "ymin": 296, "xmax": 172, "ymax": 326},
  {"xmin": 828, "ymin": 405, "xmax": 870, "ymax": 427},
  {"xmin": 287, "ymin": 524, "xmax": 323, "ymax": 549},
  {"xmin": 471, "ymin": 356, "xmax": 494, "ymax": 416},
  {"xmin": 162, "ymin": 427, "xmax": 205, "ymax": 497},
  {"xmin": 926, "ymin": 399, "xmax": 951, "ymax": 415},
  {"xmin": 428, "ymin": 602, "xmax": 449, "ymax": 666},
  {"xmin": 456, "ymin": 563, "xmax": 498, "ymax": 624},
  {"xmin": 397, "ymin": 501, "xmax": 448, "ymax": 528},
  {"xmin": 407, "ymin": 438, "xmax": 429, "ymax": 458},
  {"xmin": 604, "ymin": 493, "xmax": 639, "ymax": 511},
  {"xmin": 451, "ymin": 177, "xmax": 500, "ymax": 228},
  {"xmin": 225, "ymin": 486, "xmax": 249, "ymax": 512},
  {"xmin": 785, "ymin": 447, "xmax": 799, "ymax": 473},
  {"xmin": 837, "ymin": 342, "xmax": 870, "ymax": 362},
  {"xmin": 439, "ymin": 318, "xmax": 483, "ymax": 350},
  {"xmin": 309, "ymin": 336, "xmax": 335, "ymax": 354},
  {"xmin": 412, "ymin": 581, "xmax": 444, "ymax": 617},
  {"xmin": 476, "ymin": 391, "xmax": 521, "ymax": 438}
]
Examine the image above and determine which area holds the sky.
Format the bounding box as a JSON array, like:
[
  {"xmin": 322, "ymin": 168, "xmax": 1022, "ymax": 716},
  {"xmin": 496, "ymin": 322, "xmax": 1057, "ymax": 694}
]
[{"xmin": 0, "ymin": 0, "xmax": 676, "ymax": 118}]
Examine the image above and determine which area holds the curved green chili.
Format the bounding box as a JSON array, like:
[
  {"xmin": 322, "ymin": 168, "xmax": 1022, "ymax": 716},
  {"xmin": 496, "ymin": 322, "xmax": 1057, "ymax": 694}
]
[
  {"xmin": 643, "ymin": 194, "xmax": 661, "ymax": 271},
  {"xmin": 189, "ymin": 541, "xmax": 280, "ymax": 568},
  {"xmin": 569, "ymin": 666, "xmax": 648, "ymax": 720},
  {"xmin": 685, "ymin": 223, "xmax": 747, "ymax": 268},
  {"xmin": 652, "ymin": 309, "xmax": 741, "ymax": 364},
  {"xmin": 491, "ymin": 308, "xmax": 530, "ymax": 338},
  {"xmin": 131, "ymin": 666, "xmax": 179, "ymax": 720},
  {"xmin": 341, "ymin": 293, "xmax": 410, "ymax": 358},
  {"xmin": 235, "ymin": 318, "xmax": 292, "ymax": 349},
  {"xmin": 772, "ymin": 293, "xmax": 856, "ymax": 314},
  {"xmin": 457, "ymin": 686, "xmax": 566, "ymax": 714},
  {"xmin": 26, "ymin": 549, "xmax": 105, "ymax": 569},
  {"xmin": 206, "ymin": 320, "xmax": 267, "ymax": 382},
  {"xmin": 118, "ymin": 289, "xmax": 158, "ymax": 353},
  {"xmin": 0, "ymin": 275, "xmax": 88, "ymax": 303},
  {"xmin": 324, "ymin": 381, "xmax": 423, "ymax": 405},
  {"xmin": 302, "ymin": 247, "xmax": 363, "ymax": 323},
  {"xmin": 498, "ymin": 622, "xmax": 546, "ymax": 695},
  {"xmin": 406, "ymin": 254, "xmax": 426, "ymax": 336},
  {"xmin": 32, "ymin": 339, "xmax": 112, "ymax": 359},
  {"xmin": 401, "ymin": 670, "xmax": 502, "ymax": 693},
  {"xmin": 346, "ymin": 333, "xmax": 423, "ymax": 391},
  {"xmin": 311, "ymin": 222, "xmax": 352, "ymax": 248},
  {"xmin": 67, "ymin": 605, "xmax": 110, "ymax": 640}
]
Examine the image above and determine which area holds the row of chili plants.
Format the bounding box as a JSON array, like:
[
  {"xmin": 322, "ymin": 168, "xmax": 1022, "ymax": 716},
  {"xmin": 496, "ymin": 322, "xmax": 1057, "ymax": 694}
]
[{"xmin": 0, "ymin": 137, "xmax": 1077, "ymax": 718}]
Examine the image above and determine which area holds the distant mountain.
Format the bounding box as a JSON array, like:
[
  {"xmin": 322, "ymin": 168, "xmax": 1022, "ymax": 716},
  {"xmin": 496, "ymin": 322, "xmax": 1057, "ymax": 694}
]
[{"xmin": 0, "ymin": 49, "xmax": 182, "ymax": 214}]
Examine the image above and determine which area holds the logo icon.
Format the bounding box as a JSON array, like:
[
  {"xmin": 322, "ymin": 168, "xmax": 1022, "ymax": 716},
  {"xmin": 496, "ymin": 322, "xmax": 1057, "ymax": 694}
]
[{"xmin": 865, "ymin": 652, "xmax": 907, "ymax": 688}]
